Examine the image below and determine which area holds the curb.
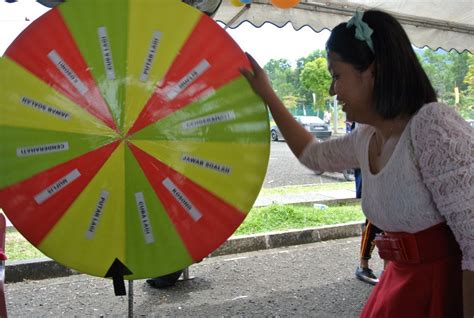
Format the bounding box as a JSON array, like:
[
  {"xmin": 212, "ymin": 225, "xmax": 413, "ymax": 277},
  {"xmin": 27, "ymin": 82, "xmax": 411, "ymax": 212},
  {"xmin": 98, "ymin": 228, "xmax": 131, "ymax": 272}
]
[
  {"xmin": 6, "ymin": 258, "xmax": 78, "ymax": 283},
  {"xmin": 5, "ymin": 221, "xmax": 363, "ymax": 283},
  {"xmin": 276, "ymin": 198, "xmax": 359, "ymax": 207},
  {"xmin": 210, "ymin": 221, "xmax": 363, "ymax": 257},
  {"xmin": 253, "ymin": 197, "xmax": 359, "ymax": 208}
]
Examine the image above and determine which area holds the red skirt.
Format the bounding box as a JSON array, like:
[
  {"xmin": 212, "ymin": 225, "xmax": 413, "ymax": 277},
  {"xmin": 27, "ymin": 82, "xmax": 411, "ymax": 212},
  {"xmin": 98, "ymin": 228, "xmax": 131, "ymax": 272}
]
[{"xmin": 360, "ymin": 223, "xmax": 463, "ymax": 318}]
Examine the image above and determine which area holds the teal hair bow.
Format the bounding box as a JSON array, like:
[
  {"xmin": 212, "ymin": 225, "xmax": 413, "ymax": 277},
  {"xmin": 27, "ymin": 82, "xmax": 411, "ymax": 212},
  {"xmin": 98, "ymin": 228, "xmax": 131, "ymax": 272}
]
[{"xmin": 346, "ymin": 11, "xmax": 374, "ymax": 53}]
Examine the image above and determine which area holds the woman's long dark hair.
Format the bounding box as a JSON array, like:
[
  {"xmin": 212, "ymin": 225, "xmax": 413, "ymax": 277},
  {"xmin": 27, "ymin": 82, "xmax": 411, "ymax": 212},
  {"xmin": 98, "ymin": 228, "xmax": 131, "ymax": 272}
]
[{"xmin": 326, "ymin": 10, "xmax": 437, "ymax": 119}]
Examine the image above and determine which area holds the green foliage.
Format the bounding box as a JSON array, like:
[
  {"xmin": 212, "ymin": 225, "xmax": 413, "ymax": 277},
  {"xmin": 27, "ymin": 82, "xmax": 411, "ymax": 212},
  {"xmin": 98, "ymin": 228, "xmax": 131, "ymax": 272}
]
[
  {"xmin": 264, "ymin": 58, "xmax": 298, "ymax": 110},
  {"xmin": 418, "ymin": 49, "xmax": 473, "ymax": 118},
  {"xmin": 294, "ymin": 50, "xmax": 328, "ymax": 109},
  {"xmin": 263, "ymin": 50, "xmax": 330, "ymax": 113},
  {"xmin": 461, "ymin": 54, "xmax": 474, "ymax": 118},
  {"xmin": 300, "ymin": 57, "xmax": 332, "ymax": 111},
  {"xmin": 296, "ymin": 50, "xmax": 327, "ymax": 69},
  {"xmin": 282, "ymin": 94, "xmax": 299, "ymax": 109}
]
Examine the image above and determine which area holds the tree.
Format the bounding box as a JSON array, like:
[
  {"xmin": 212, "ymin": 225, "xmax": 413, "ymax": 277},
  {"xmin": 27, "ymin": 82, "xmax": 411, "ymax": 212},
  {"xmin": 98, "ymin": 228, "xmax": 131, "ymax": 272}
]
[
  {"xmin": 419, "ymin": 49, "xmax": 450, "ymax": 102},
  {"xmin": 418, "ymin": 49, "xmax": 473, "ymax": 118},
  {"xmin": 263, "ymin": 58, "xmax": 298, "ymax": 110},
  {"xmin": 461, "ymin": 53, "xmax": 474, "ymax": 118},
  {"xmin": 262, "ymin": 51, "xmax": 331, "ymax": 115},
  {"xmin": 296, "ymin": 50, "xmax": 326, "ymax": 69},
  {"xmin": 282, "ymin": 95, "xmax": 299, "ymax": 109},
  {"xmin": 294, "ymin": 50, "xmax": 327, "ymax": 109},
  {"xmin": 299, "ymin": 57, "xmax": 331, "ymax": 112}
]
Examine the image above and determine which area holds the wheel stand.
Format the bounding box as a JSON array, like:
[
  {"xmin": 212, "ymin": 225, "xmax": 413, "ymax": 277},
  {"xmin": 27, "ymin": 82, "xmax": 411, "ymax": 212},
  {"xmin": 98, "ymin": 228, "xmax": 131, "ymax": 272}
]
[
  {"xmin": 126, "ymin": 267, "xmax": 193, "ymax": 317},
  {"xmin": 128, "ymin": 280, "xmax": 133, "ymax": 318}
]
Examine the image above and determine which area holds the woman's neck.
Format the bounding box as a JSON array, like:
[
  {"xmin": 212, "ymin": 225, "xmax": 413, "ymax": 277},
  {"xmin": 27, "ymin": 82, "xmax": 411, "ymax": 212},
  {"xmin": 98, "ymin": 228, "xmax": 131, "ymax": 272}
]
[
  {"xmin": 367, "ymin": 116, "xmax": 412, "ymax": 170},
  {"xmin": 372, "ymin": 116, "xmax": 411, "ymax": 141}
]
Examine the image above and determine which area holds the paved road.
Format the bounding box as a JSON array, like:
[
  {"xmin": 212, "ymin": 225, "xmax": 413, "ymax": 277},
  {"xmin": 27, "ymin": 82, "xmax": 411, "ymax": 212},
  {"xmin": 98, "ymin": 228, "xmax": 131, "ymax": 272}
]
[
  {"xmin": 263, "ymin": 141, "xmax": 346, "ymax": 188},
  {"xmin": 6, "ymin": 238, "xmax": 383, "ymax": 317}
]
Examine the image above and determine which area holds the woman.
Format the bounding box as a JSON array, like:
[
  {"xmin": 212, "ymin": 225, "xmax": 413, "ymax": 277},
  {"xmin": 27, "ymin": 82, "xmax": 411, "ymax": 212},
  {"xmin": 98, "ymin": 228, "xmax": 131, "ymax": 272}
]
[{"xmin": 240, "ymin": 10, "xmax": 473, "ymax": 318}]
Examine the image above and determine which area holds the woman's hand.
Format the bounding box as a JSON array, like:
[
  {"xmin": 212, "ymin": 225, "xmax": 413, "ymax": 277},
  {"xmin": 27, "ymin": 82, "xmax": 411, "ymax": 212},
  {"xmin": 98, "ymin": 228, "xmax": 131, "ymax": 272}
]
[
  {"xmin": 240, "ymin": 53, "xmax": 277, "ymax": 103},
  {"xmin": 240, "ymin": 53, "xmax": 314, "ymax": 157}
]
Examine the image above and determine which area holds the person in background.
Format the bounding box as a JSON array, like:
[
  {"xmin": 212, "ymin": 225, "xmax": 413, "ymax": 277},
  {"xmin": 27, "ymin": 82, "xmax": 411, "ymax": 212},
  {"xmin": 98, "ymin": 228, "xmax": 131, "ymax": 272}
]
[
  {"xmin": 350, "ymin": 122, "xmax": 384, "ymax": 285},
  {"xmin": 356, "ymin": 218, "xmax": 384, "ymax": 285},
  {"xmin": 241, "ymin": 9, "xmax": 473, "ymax": 317},
  {"xmin": 324, "ymin": 110, "xmax": 331, "ymax": 125},
  {"xmin": 146, "ymin": 269, "xmax": 184, "ymax": 289}
]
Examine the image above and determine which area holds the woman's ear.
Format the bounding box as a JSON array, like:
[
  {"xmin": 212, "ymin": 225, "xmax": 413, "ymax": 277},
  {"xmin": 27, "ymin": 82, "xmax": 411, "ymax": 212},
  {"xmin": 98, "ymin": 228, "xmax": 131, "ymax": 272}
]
[
  {"xmin": 361, "ymin": 62, "xmax": 375, "ymax": 89},
  {"xmin": 368, "ymin": 62, "xmax": 375, "ymax": 78}
]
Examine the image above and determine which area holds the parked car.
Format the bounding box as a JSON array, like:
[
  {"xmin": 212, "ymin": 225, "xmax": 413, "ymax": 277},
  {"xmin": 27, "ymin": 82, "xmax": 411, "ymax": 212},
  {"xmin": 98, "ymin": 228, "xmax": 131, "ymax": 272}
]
[{"xmin": 270, "ymin": 116, "xmax": 332, "ymax": 141}]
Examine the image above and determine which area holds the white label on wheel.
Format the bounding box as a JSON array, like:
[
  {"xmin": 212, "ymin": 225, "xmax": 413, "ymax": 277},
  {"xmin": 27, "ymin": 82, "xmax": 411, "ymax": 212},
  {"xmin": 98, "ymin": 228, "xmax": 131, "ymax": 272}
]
[
  {"xmin": 165, "ymin": 59, "xmax": 210, "ymax": 100},
  {"xmin": 181, "ymin": 111, "xmax": 236, "ymax": 130},
  {"xmin": 85, "ymin": 190, "xmax": 109, "ymax": 239},
  {"xmin": 181, "ymin": 155, "xmax": 232, "ymax": 175},
  {"xmin": 97, "ymin": 27, "xmax": 116, "ymax": 80},
  {"xmin": 17, "ymin": 142, "xmax": 69, "ymax": 157},
  {"xmin": 47, "ymin": 50, "xmax": 88, "ymax": 95},
  {"xmin": 34, "ymin": 169, "xmax": 81, "ymax": 205},
  {"xmin": 134, "ymin": 192, "xmax": 154, "ymax": 244},
  {"xmin": 140, "ymin": 31, "xmax": 162, "ymax": 82},
  {"xmin": 20, "ymin": 97, "xmax": 71, "ymax": 120},
  {"xmin": 162, "ymin": 178, "xmax": 202, "ymax": 221}
]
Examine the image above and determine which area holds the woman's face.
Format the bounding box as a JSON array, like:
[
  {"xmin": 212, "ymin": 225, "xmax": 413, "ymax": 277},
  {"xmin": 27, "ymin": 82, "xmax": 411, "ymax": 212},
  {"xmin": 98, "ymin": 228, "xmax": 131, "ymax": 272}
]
[{"xmin": 327, "ymin": 51, "xmax": 375, "ymax": 123}]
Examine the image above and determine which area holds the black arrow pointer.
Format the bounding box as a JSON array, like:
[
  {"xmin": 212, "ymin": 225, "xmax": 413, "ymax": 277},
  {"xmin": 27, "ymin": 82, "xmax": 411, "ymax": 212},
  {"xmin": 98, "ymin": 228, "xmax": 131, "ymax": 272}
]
[{"xmin": 105, "ymin": 258, "xmax": 133, "ymax": 296}]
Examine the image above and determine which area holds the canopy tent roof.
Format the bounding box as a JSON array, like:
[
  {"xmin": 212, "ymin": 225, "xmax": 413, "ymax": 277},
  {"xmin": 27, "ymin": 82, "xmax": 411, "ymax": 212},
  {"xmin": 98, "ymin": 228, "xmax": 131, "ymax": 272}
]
[{"xmin": 215, "ymin": 0, "xmax": 474, "ymax": 53}]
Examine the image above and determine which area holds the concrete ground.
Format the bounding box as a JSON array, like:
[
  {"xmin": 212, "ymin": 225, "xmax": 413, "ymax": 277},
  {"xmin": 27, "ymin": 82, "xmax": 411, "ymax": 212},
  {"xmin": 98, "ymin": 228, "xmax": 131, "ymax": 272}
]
[
  {"xmin": 4, "ymin": 187, "xmax": 369, "ymax": 316},
  {"xmin": 6, "ymin": 236, "xmax": 384, "ymax": 317}
]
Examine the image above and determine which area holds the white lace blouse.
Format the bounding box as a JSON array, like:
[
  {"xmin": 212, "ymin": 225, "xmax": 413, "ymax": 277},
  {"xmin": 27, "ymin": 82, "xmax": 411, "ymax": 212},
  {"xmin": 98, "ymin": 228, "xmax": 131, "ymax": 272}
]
[{"xmin": 299, "ymin": 102, "xmax": 474, "ymax": 270}]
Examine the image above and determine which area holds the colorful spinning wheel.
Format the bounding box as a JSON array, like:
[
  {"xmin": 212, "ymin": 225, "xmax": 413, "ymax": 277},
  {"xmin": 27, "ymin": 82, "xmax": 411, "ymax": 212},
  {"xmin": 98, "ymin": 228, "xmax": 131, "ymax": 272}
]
[{"xmin": 0, "ymin": 0, "xmax": 269, "ymax": 282}]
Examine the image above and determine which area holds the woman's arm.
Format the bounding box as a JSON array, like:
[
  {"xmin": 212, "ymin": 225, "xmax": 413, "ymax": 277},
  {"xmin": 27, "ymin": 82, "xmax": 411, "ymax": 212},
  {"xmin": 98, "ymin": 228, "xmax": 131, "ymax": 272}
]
[{"xmin": 240, "ymin": 53, "xmax": 314, "ymax": 158}]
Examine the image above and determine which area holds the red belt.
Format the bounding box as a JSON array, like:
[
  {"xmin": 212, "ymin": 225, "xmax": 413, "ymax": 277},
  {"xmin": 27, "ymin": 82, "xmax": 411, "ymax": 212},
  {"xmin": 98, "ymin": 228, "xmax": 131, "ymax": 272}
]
[{"xmin": 374, "ymin": 222, "xmax": 460, "ymax": 264}]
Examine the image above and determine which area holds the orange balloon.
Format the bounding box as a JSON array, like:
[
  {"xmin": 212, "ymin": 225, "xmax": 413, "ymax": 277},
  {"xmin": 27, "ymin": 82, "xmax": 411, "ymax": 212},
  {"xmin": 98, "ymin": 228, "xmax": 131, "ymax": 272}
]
[{"xmin": 270, "ymin": 0, "xmax": 300, "ymax": 9}]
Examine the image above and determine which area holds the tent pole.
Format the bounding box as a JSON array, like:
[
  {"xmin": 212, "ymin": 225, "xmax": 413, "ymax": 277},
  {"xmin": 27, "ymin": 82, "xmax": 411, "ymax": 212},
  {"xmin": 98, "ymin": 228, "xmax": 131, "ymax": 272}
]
[{"xmin": 224, "ymin": 4, "xmax": 250, "ymax": 29}]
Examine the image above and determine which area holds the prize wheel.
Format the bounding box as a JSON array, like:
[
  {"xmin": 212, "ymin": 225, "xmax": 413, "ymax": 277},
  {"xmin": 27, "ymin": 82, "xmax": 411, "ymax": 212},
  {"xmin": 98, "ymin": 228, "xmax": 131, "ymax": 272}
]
[{"xmin": 0, "ymin": 0, "xmax": 270, "ymax": 281}]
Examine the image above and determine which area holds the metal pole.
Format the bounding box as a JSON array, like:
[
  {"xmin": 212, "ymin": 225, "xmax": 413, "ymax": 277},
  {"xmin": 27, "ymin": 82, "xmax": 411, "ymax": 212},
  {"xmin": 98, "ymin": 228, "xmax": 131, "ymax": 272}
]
[
  {"xmin": 333, "ymin": 96, "xmax": 338, "ymax": 134},
  {"xmin": 128, "ymin": 280, "xmax": 134, "ymax": 318},
  {"xmin": 224, "ymin": 4, "xmax": 250, "ymax": 29},
  {"xmin": 183, "ymin": 267, "xmax": 190, "ymax": 280}
]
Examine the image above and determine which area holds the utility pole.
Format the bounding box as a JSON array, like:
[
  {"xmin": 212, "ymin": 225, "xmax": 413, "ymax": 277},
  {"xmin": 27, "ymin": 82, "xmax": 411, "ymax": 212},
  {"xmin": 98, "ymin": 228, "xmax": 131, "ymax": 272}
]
[{"xmin": 333, "ymin": 95, "xmax": 338, "ymax": 133}]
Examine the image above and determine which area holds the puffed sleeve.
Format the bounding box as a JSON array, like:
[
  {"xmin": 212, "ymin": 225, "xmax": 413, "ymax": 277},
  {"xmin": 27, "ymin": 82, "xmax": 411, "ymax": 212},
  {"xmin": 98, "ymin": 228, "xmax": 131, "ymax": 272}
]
[
  {"xmin": 298, "ymin": 128, "xmax": 359, "ymax": 173},
  {"xmin": 410, "ymin": 102, "xmax": 474, "ymax": 270}
]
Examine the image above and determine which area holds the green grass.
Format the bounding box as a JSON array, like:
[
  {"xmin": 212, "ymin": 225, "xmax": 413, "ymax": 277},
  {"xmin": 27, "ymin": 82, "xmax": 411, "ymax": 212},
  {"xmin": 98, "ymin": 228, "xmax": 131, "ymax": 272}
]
[
  {"xmin": 4, "ymin": 201, "xmax": 364, "ymax": 261},
  {"xmin": 234, "ymin": 203, "xmax": 364, "ymax": 236}
]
